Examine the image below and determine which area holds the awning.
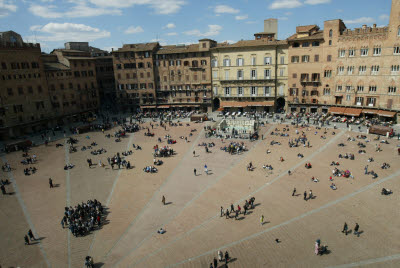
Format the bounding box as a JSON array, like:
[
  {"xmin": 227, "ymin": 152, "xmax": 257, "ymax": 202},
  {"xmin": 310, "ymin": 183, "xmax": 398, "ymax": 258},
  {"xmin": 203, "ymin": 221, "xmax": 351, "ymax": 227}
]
[
  {"xmin": 216, "ymin": 107, "xmax": 224, "ymax": 111},
  {"xmin": 335, "ymin": 95, "xmax": 343, "ymax": 97},
  {"xmin": 343, "ymin": 108, "xmax": 362, "ymax": 117},
  {"xmin": 362, "ymin": 109, "xmax": 378, "ymax": 114},
  {"xmin": 221, "ymin": 101, "xmax": 274, "ymax": 107},
  {"xmin": 246, "ymin": 101, "xmax": 274, "ymax": 107},
  {"xmin": 157, "ymin": 105, "xmax": 170, "ymax": 108},
  {"xmin": 328, "ymin": 107, "xmax": 345, "ymax": 115},
  {"xmin": 377, "ymin": 110, "xmax": 396, "ymax": 117},
  {"xmin": 140, "ymin": 105, "xmax": 156, "ymax": 109},
  {"xmin": 220, "ymin": 101, "xmax": 247, "ymax": 108}
]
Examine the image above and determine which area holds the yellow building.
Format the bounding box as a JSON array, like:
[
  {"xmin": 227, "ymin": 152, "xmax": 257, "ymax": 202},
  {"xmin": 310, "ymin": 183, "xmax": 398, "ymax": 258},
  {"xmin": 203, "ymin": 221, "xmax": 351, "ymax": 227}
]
[{"xmin": 211, "ymin": 19, "xmax": 288, "ymax": 113}]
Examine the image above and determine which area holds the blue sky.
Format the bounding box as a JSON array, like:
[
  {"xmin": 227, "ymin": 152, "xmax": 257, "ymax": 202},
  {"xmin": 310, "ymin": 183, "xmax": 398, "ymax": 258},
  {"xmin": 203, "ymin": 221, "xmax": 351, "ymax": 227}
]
[{"xmin": 0, "ymin": 0, "xmax": 393, "ymax": 53}]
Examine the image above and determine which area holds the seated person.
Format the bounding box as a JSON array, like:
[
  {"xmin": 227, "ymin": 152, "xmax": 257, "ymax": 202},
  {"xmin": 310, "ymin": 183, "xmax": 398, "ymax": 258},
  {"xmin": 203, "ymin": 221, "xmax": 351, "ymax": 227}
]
[
  {"xmin": 311, "ymin": 177, "xmax": 319, "ymax": 183},
  {"xmin": 381, "ymin": 188, "xmax": 392, "ymax": 195},
  {"xmin": 157, "ymin": 228, "xmax": 166, "ymax": 234},
  {"xmin": 330, "ymin": 183, "xmax": 337, "ymax": 190}
]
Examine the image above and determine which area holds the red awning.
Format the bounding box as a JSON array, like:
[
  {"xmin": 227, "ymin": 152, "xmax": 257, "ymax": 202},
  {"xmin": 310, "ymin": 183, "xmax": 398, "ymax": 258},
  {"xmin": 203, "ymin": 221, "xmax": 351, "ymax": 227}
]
[
  {"xmin": 343, "ymin": 108, "xmax": 362, "ymax": 117},
  {"xmin": 329, "ymin": 107, "xmax": 345, "ymax": 115},
  {"xmin": 140, "ymin": 105, "xmax": 156, "ymax": 109},
  {"xmin": 157, "ymin": 105, "xmax": 170, "ymax": 108},
  {"xmin": 377, "ymin": 110, "xmax": 396, "ymax": 117},
  {"xmin": 362, "ymin": 109, "xmax": 378, "ymax": 114}
]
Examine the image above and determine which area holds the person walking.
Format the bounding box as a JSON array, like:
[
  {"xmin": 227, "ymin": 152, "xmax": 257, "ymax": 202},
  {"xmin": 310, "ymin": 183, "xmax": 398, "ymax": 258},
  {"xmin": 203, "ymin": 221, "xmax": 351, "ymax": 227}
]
[
  {"xmin": 213, "ymin": 257, "xmax": 218, "ymax": 268},
  {"xmin": 237, "ymin": 205, "xmax": 241, "ymax": 214},
  {"xmin": 225, "ymin": 209, "xmax": 230, "ymax": 219},
  {"xmin": 292, "ymin": 187, "xmax": 296, "ymax": 196},
  {"xmin": 304, "ymin": 191, "xmax": 307, "ymax": 201},
  {"xmin": 342, "ymin": 222, "xmax": 348, "ymax": 235},
  {"xmin": 193, "ymin": 151, "xmax": 195, "ymax": 157},
  {"xmin": 365, "ymin": 165, "xmax": 368, "ymax": 174},
  {"xmin": 230, "ymin": 204, "xmax": 235, "ymax": 213},
  {"xmin": 218, "ymin": 250, "xmax": 223, "ymax": 262},
  {"xmin": 1, "ymin": 184, "xmax": 6, "ymax": 195},
  {"xmin": 162, "ymin": 195, "xmax": 166, "ymax": 205},
  {"xmin": 49, "ymin": 178, "xmax": 53, "ymax": 188},
  {"xmin": 204, "ymin": 164, "xmax": 208, "ymax": 175},
  {"xmin": 220, "ymin": 206, "xmax": 224, "ymax": 217},
  {"xmin": 24, "ymin": 235, "xmax": 30, "ymax": 245},
  {"xmin": 260, "ymin": 215, "xmax": 264, "ymax": 225},
  {"xmin": 28, "ymin": 229, "xmax": 36, "ymax": 241},
  {"xmin": 194, "ymin": 168, "xmax": 197, "ymax": 176},
  {"xmin": 354, "ymin": 223, "xmax": 360, "ymax": 237},
  {"xmin": 235, "ymin": 210, "xmax": 239, "ymax": 220},
  {"xmin": 61, "ymin": 218, "xmax": 65, "ymax": 228},
  {"xmin": 224, "ymin": 251, "xmax": 230, "ymax": 265},
  {"xmin": 309, "ymin": 190, "xmax": 313, "ymax": 200}
]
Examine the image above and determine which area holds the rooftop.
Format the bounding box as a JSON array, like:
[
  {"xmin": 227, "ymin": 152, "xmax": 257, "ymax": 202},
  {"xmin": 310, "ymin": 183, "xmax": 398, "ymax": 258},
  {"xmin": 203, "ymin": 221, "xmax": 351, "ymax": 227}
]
[
  {"xmin": 211, "ymin": 39, "xmax": 287, "ymax": 50},
  {"xmin": 117, "ymin": 42, "xmax": 159, "ymax": 52},
  {"xmin": 43, "ymin": 62, "xmax": 70, "ymax": 71}
]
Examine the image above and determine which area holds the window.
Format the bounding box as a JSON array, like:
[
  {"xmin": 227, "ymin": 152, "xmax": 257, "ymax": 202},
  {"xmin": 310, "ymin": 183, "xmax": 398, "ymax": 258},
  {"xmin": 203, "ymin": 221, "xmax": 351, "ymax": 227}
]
[
  {"xmin": 237, "ymin": 58, "xmax": 244, "ymax": 66},
  {"xmin": 225, "ymin": 70, "xmax": 229, "ymax": 80},
  {"xmin": 355, "ymin": 97, "xmax": 363, "ymax": 105},
  {"xmin": 264, "ymin": 57, "xmax": 272, "ymax": 65},
  {"xmin": 339, "ymin": 49, "xmax": 346, "ymax": 57},
  {"xmin": 329, "ymin": 40, "xmax": 332, "ymax": 46},
  {"xmin": 251, "ymin": 57, "xmax": 256, "ymax": 66},
  {"xmin": 301, "ymin": 55, "xmax": 309, "ymax": 62},
  {"xmin": 359, "ymin": 66, "xmax": 367, "ymax": 74},
  {"xmin": 7, "ymin": 88, "xmax": 13, "ymax": 96},
  {"xmin": 225, "ymin": 87, "xmax": 230, "ymax": 96},
  {"xmin": 237, "ymin": 70, "xmax": 243, "ymax": 80},
  {"xmin": 223, "ymin": 59, "xmax": 230, "ymax": 67},
  {"xmin": 264, "ymin": 69, "xmax": 271, "ymax": 79},
  {"xmin": 291, "ymin": 56, "xmax": 299, "ymax": 63},
  {"xmin": 346, "ymin": 95, "xmax": 351, "ymax": 101},
  {"xmin": 279, "ymin": 68, "xmax": 284, "ymax": 76},
  {"xmin": 302, "ymin": 42, "xmax": 309, "ymax": 47},
  {"xmin": 329, "ymin": 29, "xmax": 333, "ymax": 37},
  {"xmin": 238, "ymin": 87, "xmax": 243, "ymax": 96},
  {"xmin": 369, "ymin": 86, "xmax": 377, "ymax": 92},
  {"xmin": 349, "ymin": 49, "xmax": 355, "ymax": 57},
  {"xmin": 391, "ymin": 65, "xmax": 400, "ymax": 74},
  {"xmin": 360, "ymin": 47, "xmax": 369, "ymax": 56},
  {"xmin": 327, "ymin": 55, "xmax": 332, "ymax": 62},
  {"xmin": 346, "ymin": 86, "xmax": 352, "ymax": 92},
  {"xmin": 213, "ymin": 71, "xmax": 218, "ymax": 79},
  {"xmin": 280, "ymin": 56, "xmax": 285, "ymax": 64},
  {"xmin": 251, "ymin": 69, "xmax": 256, "ymax": 79},
  {"xmin": 312, "ymin": 41, "xmax": 320, "ymax": 46},
  {"xmin": 323, "ymin": 88, "xmax": 330, "ymax": 95},
  {"xmin": 211, "ymin": 59, "xmax": 218, "ymax": 67},
  {"xmin": 371, "ymin": 65, "xmax": 379, "ymax": 75},
  {"xmin": 18, "ymin": 87, "xmax": 23, "ymax": 95},
  {"xmin": 367, "ymin": 97, "xmax": 376, "ymax": 106},
  {"xmin": 347, "ymin": 66, "xmax": 354, "ymax": 75},
  {"xmin": 338, "ymin": 66, "xmax": 344, "ymax": 75},
  {"xmin": 394, "ymin": 46, "xmax": 400, "ymax": 55},
  {"xmin": 388, "ymin": 86, "xmax": 397, "ymax": 93},
  {"xmin": 176, "ymin": 60, "xmax": 181, "ymax": 66},
  {"xmin": 264, "ymin": 86, "xmax": 271, "ymax": 96},
  {"xmin": 357, "ymin": 86, "xmax": 364, "ymax": 92},
  {"xmin": 293, "ymin": 42, "xmax": 300, "ymax": 47},
  {"xmin": 373, "ymin": 47, "xmax": 381, "ymax": 56},
  {"xmin": 314, "ymin": 55, "xmax": 319, "ymax": 62},
  {"xmin": 324, "ymin": 70, "xmax": 332, "ymax": 77},
  {"xmin": 201, "ymin": 60, "xmax": 207, "ymax": 66},
  {"xmin": 251, "ymin": 86, "xmax": 257, "ymax": 96},
  {"xmin": 337, "ymin": 85, "xmax": 342, "ymax": 91}
]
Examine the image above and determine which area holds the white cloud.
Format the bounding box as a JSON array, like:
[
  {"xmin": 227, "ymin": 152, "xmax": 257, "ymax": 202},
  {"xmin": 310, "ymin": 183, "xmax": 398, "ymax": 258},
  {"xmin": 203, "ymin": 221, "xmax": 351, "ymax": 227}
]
[
  {"xmin": 344, "ymin": 17, "xmax": 375, "ymax": 24},
  {"xmin": 269, "ymin": 0, "xmax": 302, "ymax": 9},
  {"xmin": 304, "ymin": 0, "xmax": 331, "ymax": 5},
  {"xmin": 88, "ymin": 0, "xmax": 185, "ymax": 14},
  {"xmin": 245, "ymin": 21, "xmax": 257, "ymax": 24},
  {"xmin": 29, "ymin": 2, "xmax": 121, "ymax": 18},
  {"xmin": 26, "ymin": 22, "xmax": 110, "ymax": 42},
  {"xmin": 214, "ymin": 4, "xmax": 239, "ymax": 14},
  {"xmin": 151, "ymin": 38, "xmax": 167, "ymax": 46},
  {"xmin": 102, "ymin": 46, "xmax": 119, "ymax": 52},
  {"xmin": 166, "ymin": 32, "xmax": 178, "ymax": 36},
  {"xmin": 0, "ymin": 0, "xmax": 17, "ymax": 18},
  {"xmin": 285, "ymin": 12, "xmax": 292, "ymax": 16},
  {"xmin": 124, "ymin": 26, "xmax": 144, "ymax": 34},
  {"xmin": 164, "ymin": 23, "xmax": 176, "ymax": 29},
  {"xmin": 279, "ymin": 17, "xmax": 289, "ymax": 21},
  {"xmin": 379, "ymin": 14, "xmax": 389, "ymax": 21},
  {"xmin": 235, "ymin": 14, "xmax": 248, "ymax": 20},
  {"xmin": 184, "ymin": 25, "xmax": 222, "ymax": 37}
]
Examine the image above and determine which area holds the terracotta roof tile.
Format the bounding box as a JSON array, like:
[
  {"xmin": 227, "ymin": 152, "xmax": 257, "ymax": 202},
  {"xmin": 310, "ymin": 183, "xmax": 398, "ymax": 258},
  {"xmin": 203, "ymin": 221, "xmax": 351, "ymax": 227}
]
[{"xmin": 296, "ymin": 25, "xmax": 318, "ymax": 33}]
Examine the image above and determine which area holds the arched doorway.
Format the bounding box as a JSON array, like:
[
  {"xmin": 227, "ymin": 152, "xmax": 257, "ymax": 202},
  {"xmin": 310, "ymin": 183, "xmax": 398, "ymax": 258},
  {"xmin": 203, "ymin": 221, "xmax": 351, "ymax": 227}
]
[
  {"xmin": 213, "ymin": 98, "xmax": 220, "ymax": 110},
  {"xmin": 276, "ymin": 97, "xmax": 285, "ymax": 112}
]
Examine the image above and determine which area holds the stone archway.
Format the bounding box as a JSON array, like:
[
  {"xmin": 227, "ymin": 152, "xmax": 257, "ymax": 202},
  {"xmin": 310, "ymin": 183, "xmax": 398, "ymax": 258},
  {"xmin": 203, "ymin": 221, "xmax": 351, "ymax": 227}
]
[{"xmin": 213, "ymin": 98, "xmax": 220, "ymax": 110}]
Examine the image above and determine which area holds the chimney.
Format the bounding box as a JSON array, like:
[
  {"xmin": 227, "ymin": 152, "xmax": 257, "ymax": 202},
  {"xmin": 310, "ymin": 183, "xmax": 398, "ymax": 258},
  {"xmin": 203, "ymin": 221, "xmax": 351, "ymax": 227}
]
[
  {"xmin": 362, "ymin": 25, "xmax": 367, "ymax": 29},
  {"xmin": 373, "ymin": 24, "xmax": 377, "ymax": 28}
]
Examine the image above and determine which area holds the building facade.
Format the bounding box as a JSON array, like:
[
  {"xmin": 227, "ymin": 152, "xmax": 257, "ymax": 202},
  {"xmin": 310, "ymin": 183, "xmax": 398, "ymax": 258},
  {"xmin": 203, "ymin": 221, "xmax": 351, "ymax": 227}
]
[
  {"xmin": 211, "ymin": 20, "xmax": 288, "ymax": 113},
  {"xmin": 288, "ymin": 0, "xmax": 400, "ymax": 121},
  {"xmin": 0, "ymin": 31, "xmax": 53, "ymax": 138}
]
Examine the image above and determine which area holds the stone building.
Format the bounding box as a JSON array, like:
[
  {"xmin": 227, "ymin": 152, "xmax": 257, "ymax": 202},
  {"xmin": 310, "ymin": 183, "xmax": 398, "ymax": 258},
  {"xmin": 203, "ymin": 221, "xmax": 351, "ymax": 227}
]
[
  {"xmin": 43, "ymin": 49, "xmax": 100, "ymax": 122},
  {"xmin": 95, "ymin": 56, "xmax": 115, "ymax": 109},
  {"xmin": 112, "ymin": 43, "xmax": 158, "ymax": 112},
  {"xmin": 0, "ymin": 31, "xmax": 53, "ymax": 139},
  {"xmin": 154, "ymin": 39, "xmax": 214, "ymax": 113},
  {"xmin": 211, "ymin": 19, "xmax": 288, "ymax": 113},
  {"xmin": 288, "ymin": 0, "xmax": 400, "ymax": 121}
]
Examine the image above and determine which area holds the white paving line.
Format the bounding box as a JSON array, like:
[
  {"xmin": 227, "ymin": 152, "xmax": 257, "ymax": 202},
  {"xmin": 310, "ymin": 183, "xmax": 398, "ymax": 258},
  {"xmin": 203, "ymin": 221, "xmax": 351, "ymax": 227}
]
[
  {"xmin": 85, "ymin": 132, "xmax": 135, "ymax": 267},
  {"xmin": 64, "ymin": 140, "xmax": 72, "ymax": 268},
  {"xmin": 103, "ymin": 128, "xmax": 206, "ymax": 262},
  {"xmin": 112, "ymin": 126, "xmax": 274, "ymax": 268},
  {"xmin": 1, "ymin": 155, "xmax": 52, "ymax": 268},
  {"xmin": 327, "ymin": 254, "xmax": 400, "ymax": 268},
  {"xmin": 132, "ymin": 130, "xmax": 346, "ymax": 267},
  {"xmin": 168, "ymin": 168, "xmax": 400, "ymax": 267}
]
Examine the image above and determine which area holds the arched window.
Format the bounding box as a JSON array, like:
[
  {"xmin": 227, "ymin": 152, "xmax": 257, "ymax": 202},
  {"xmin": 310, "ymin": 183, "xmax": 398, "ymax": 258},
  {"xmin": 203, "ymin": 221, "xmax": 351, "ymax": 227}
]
[
  {"xmin": 329, "ymin": 29, "xmax": 333, "ymax": 38},
  {"xmin": 170, "ymin": 70, "xmax": 174, "ymax": 76}
]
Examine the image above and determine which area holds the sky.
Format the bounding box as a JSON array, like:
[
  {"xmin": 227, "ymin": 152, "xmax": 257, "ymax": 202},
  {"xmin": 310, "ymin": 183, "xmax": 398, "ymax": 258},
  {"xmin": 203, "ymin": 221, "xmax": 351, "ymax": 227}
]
[{"xmin": 0, "ymin": 0, "xmax": 393, "ymax": 53}]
